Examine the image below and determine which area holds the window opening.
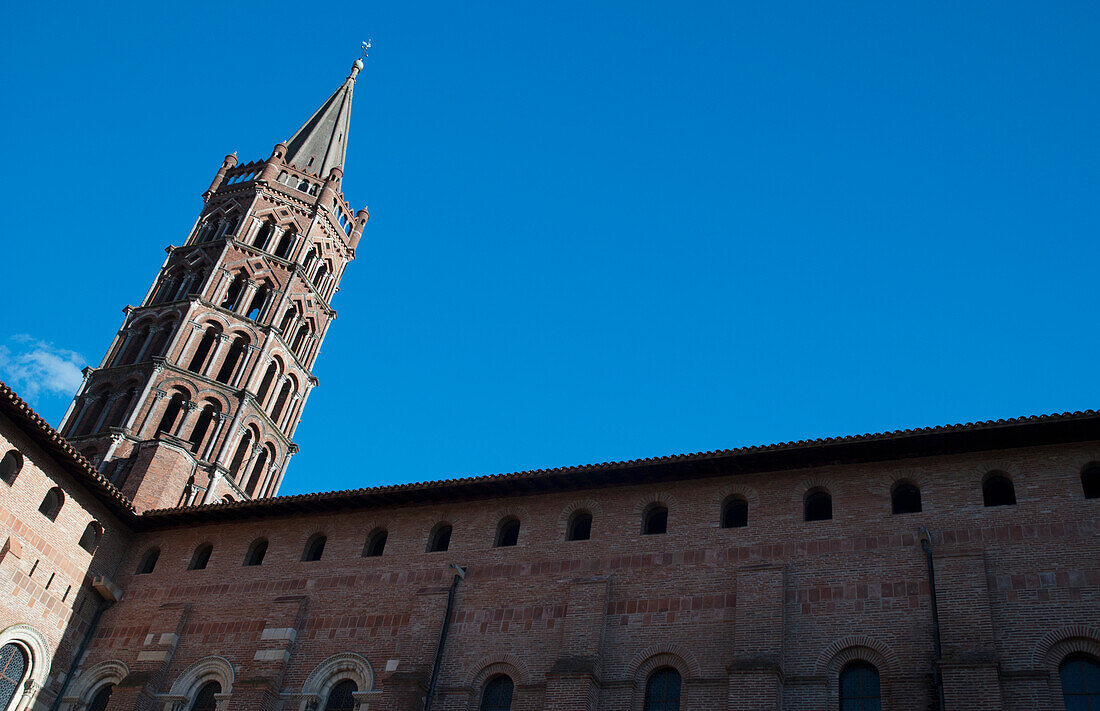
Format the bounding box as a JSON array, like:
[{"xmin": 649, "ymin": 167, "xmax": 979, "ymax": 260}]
[
  {"xmin": 364, "ymin": 529, "xmax": 388, "ymax": 557},
  {"xmin": 642, "ymin": 504, "xmax": 668, "ymax": 535},
  {"xmin": 189, "ymin": 543, "xmax": 213, "ymax": 570},
  {"xmin": 495, "ymin": 518, "xmax": 520, "ymax": 547},
  {"xmin": 479, "ymin": 675, "xmax": 514, "ymax": 711},
  {"xmin": 39, "ymin": 487, "xmax": 64, "ymax": 521},
  {"xmin": 804, "ymin": 488, "xmax": 833, "ymax": 521},
  {"xmin": 891, "ymin": 482, "xmax": 922, "ymax": 514},
  {"xmin": 839, "ymin": 661, "xmax": 881, "ymax": 711},
  {"xmin": 428, "ymin": 523, "xmax": 452, "ymax": 553},
  {"xmin": 722, "ymin": 497, "xmax": 748, "ymax": 528},
  {"xmin": 983, "ymin": 473, "xmax": 1017, "ymax": 507},
  {"xmin": 567, "ymin": 511, "xmax": 592, "ymax": 541},
  {"xmin": 643, "ymin": 667, "xmax": 681, "ymax": 711},
  {"xmin": 244, "ymin": 539, "xmax": 268, "ymax": 566},
  {"xmin": 302, "ymin": 534, "xmax": 326, "ymax": 562},
  {"xmin": 135, "ymin": 547, "xmax": 160, "ymax": 575}
]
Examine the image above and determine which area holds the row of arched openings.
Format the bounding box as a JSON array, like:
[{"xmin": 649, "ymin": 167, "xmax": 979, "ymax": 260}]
[
  {"xmin": 187, "ymin": 324, "xmax": 252, "ymax": 385},
  {"xmin": 252, "ymin": 218, "xmax": 297, "ymax": 259},
  {"xmin": 277, "ymin": 302, "xmax": 316, "ymax": 364},
  {"xmin": 111, "ymin": 315, "xmax": 175, "ymax": 366},
  {"xmin": 276, "ymin": 170, "xmax": 320, "ymax": 196},
  {"xmin": 151, "ymin": 266, "xmax": 208, "ymax": 305},
  {"xmin": 195, "ymin": 213, "xmax": 240, "ymax": 243},
  {"xmin": 220, "ymin": 273, "xmax": 273, "ymax": 323},
  {"xmin": 67, "ymin": 384, "xmax": 138, "ymax": 438},
  {"xmin": 1, "ymin": 449, "xmax": 104, "ymax": 554},
  {"xmin": 254, "ymin": 357, "xmax": 301, "ymax": 431}
]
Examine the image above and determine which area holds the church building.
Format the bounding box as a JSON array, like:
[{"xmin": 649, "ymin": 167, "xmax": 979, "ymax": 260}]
[{"xmin": 0, "ymin": 59, "xmax": 1097, "ymax": 711}]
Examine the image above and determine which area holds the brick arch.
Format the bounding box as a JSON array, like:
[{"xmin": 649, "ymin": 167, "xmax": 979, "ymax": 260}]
[
  {"xmin": 167, "ymin": 655, "xmax": 235, "ymax": 699},
  {"xmin": 556, "ymin": 498, "xmax": 602, "ymax": 537},
  {"xmin": 463, "ymin": 655, "xmax": 533, "ymax": 709},
  {"xmin": 712, "ymin": 483, "xmax": 759, "ymax": 510},
  {"xmin": 631, "ymin": 490, "xmax": 678, "ymax": 515},
  {"xmin": 194, "ymin": 313, "xmax": 233, "ymax": 331},
  {"xmin": 817, "ymin": 635, "xmax": 901, "ymax": 676},
  {"xmin": 300, "ymin": 652, "xmax": 373, "ymax": 702},
  {"xmin": 628, "ymin": 643, "xmax": 702, "ymax": 679},
  {"xmin": 792, "ymin": 474, "xmax": 840, "ymax": 504},
  {"xmin": 1033, "ymin": 626, "xmax": 1100, "ymax": 668}
]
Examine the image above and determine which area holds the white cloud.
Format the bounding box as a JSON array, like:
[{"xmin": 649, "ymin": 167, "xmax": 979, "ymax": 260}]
[{"xmin": 0, "ymin": 336, "xmax": 87, "ymax": 399}]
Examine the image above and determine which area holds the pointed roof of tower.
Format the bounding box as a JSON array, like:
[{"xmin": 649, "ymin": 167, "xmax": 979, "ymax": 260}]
[{"xmin": 284, "ymin": 59, "xmax": 363, "ymax": 178}]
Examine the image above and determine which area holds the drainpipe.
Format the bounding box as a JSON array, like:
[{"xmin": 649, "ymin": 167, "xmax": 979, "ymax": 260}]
[
  {"xmin": 918, "ymin": 527, "xmax": 946, "ymax": 711},
  {"xmin": 423, "ymin": 563, "xmax": 465, "ymax": 711},
  {"xmin": 49, "ymin": 600, "xmax": 114, "ymax": 711}
]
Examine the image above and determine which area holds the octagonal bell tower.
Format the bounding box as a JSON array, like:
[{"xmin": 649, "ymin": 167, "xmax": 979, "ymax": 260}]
[{"xmin": 59, "ymin": 60, "xmax": 370, "ymax": 512}]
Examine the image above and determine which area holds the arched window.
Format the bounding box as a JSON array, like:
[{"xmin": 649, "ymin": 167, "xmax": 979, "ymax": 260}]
[
  {"xmin": 891, "ymin": 481, "xmax": 922, "ymax": 514},
  {"xmin": 106, "ymin": 388, "xmax": 136, "ymax": 429},
  {"xmin": 279, "ymin": 306, "xmax": 298, "ymax": 336},
  {"xmin": 323, "ymin": 679, "xmax": 358, "ymax": 711},
  {"xmin": 243, "ymin": 538, "xmax": 268, "ymax": 566},
  {"xmin": 0, "ymin": 450, "xmax": 23, "ymax": 485},
  {"xmin": 256, "ymin": 361, "xmax": 280, "ymax": 405},
  {"xmin": 190, "ymin": 680, "xmax": 221, "ymax": 711},
  {"xmin": 721, "ymin": 497, "xmax": 748, "ymax": 528},
  {"xmin": 39, "ymin": 487, "xmax": 64, "ymax": 521},
  {"xmin": 567, "ymin": 510, "xmax": 592, "ymax": 541},
  {"xmin": 216, "ymin": 336, "xmax": 249, "ymax": 383},
  {"xmin": 1060, "ymin": 654, "xmax": 1100, "ymax": 709},
  {"xmin": 156, "ymin": 391, "xmax": 189, "ymax": 436},
  {"xmin": 479, "ymin": 675, "xmax": 514, "ymax": 711},
  {"xmin": 224, "ymin": 213, "xmax": 240, "ymax": 237},
  {"xmin": 292, "ymin": 322, "xmax": 311, "ymax": 354},
  {"xmin": 79, "ymin": 522, "xmax": 103, "ymax": 553},
  {"xmin": 302, "ymin": 534, "xmax": 326, "ymax": 562},
  {"xmin": 804, "ymin": 488, "xmax": 832, "ymax": 521},
  {"xmin": 76, "ymin": 392, "xmax": 109, "ymax": 436},
  {"xmin": 244, "ymin": 445, "xmax": 271, "ymax": 496},
  {"xmin": 314, "ymin": 263, "xmax": 329, "ymax": 289},
  {"xmin": 0, "ymin": 643, "xmax": 28, "ymax": 711},
  {"xmin": 271, "ymin": 378, "xmax": 296, "ymax": 425},
  {"xmin": 188, "ymin": 326, "xmax": 221, "ymax": 372},
  {"xmin": 643, "ymin": 667, "xmax": 681, "ymax": 711},
  {"xmin": 120, "ymin": 326, "xmax": 149, "ymax": 364},
  {"xmin": 839, "ymin": 661, "xmax": 881, "ymax": 711},
  {"xmin": 135, "ymin": 547, "xmax": 160, "ymax": 575},
  {"xmin": 302, "ymin": 247, "xmax": 317, "ymax": 271},
  {"xmin": 983, "ymin": 472, "xmax": 1016, "ymax": 507},
  {"xmin": 495, "ymin": 517, "xmax": 520, "ymax": 547},
  {"xmin": 427, "ymin": 523, "xmax": 452, "ymax": 553},
  {"xmin": 188, "ymin": 403, "xmax": 219, "ymax": 453},
  {"xmin": 1081, "ymin": 463, "xmax": 1100, "ymax": 499},
  {"xmin": 228, "ymin": 428, "xmax": 255, "ymax": 481},
  {"xmin": 642, "ymin": 504, "xmax": 668, "ymax": 535},
  {"xmin": 363, "ymin": 529, "xmax": 388, "ymax": 557},
  {"xmin": 87, "ymin": 684, "xmax": 114, "ymax": 711},
  {"xmin": 188, "ymin": 543, "xmax": 213, "ymax": 571}
]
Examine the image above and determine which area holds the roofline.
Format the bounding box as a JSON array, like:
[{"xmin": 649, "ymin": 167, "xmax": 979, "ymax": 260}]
[
  {"xmin": 0, "ymin": 381, "xmax": 137, "ymax": 521},
  {"xmin": 137, "ymin": 407, "xmax": 1100, "ymax": 529}
]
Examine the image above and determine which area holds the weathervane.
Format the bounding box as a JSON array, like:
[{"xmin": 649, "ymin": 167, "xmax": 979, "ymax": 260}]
[{"xmin": 362, "ymin": 40, "xmax": 372, "ymax": 60}]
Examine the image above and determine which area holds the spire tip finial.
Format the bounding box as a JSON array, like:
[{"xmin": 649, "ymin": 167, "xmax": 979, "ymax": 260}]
[{"xmin": 350, "ymin": 39, "xmax": 370, "ymax": 79}]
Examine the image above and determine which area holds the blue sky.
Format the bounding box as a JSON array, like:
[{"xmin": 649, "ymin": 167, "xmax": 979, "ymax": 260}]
[{"xmin": 2, "ymin": 2, "xmax": 1098, "ymax": 496}]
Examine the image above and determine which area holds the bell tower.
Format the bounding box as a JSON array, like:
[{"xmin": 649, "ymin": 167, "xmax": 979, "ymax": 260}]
[{"xmin": 59, "ymin": 60, "xmax": 369, "ymax": 512}]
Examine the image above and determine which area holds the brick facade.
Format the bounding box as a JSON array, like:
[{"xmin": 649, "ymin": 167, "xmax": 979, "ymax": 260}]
[{"xmin": 1, "ymin": 60, "xmax": 1098, "ymax": 711}]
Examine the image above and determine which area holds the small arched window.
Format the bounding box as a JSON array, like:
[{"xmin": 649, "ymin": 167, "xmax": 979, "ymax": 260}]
[
  {"xmin": 323, "ymin": 679, "xmax": 358, "ymax": 711},
  {"xmin": 79, "ymin": 522, "xmax": 103, "ymax": 553},
  {"xmin": 839, "ymin": 661, "xmax": 881, "ymax": 711},
  {"xmin": 983, "ymin": 472, "xmax": 1016, "ymax": 507},
  {"xmin": 479, "ymin": 675, "xmax": 514, "ymax": 711},
  {"xmin": 302, "ymin": 534, "xmax": 326, "ymax": 562},
  {"xmin": 643, "ymin": 667, "xmax": 681, "ymax": 711},
  {"xmin": 190, "ymin": 680, "xmax": 221, "ymax": 711},
  {"xmin": 188, "ymin": 543, "xmax": 213, "ymax": 571},
  {"xmin": 1060, "ymin": 654, "xmax": 1100, "ymax": 709},
  {"xmin": 243, "ymin": 538, "xmax": 268, "ymax": 566},
  {"xmin": 363, "ymin": 529, "xmax": 388, "ymax": 557},
  {"xmin": 254, "ymin": 220, "xmax": 274, "ymax": 250},
  {"xmin": 428, "ymin": 523, "xmax": 452, "ymax": 553},
  {"xmin": 0, "ymin": 643, "xmax": 28, "ymax": 711},
  {"xmin": 187, "ymin": 326, "xmax": 220, "ymax": 373},
  {"xmin": 0, "ymin": 449, "xmax": 23, "ymax": 485},
  {"xmin": 1081, "ymin": 463, "xmax": 1100, "ymax": 499},
  {"xmin": 642, "ymin": 504, "xmax": 668, "ymax": 535},
  {"xmin": 721, "ymin": 497, "xmax": 748, "ymax": 528},
  {"xmin": 495, "ymin": 517, "xmax": 520, "ymax": 547},
  {"xmin": 215, "ymin": 337, "xmax": 249, "ymax": 383},
  {"xmin": 135, "ymin": 547, "xmax": 160, "ymax": 575},
  {"xmin": 804, "ymin": 488, "xmax": 832, "ymax": 521},
  {"xmin": 39, "ymin": 487, "xmax": 64, "ymax": 521},
  {"xmin": 566, "ymin": 510, "xmax": 592, "ymax": 541},
  {"xmin": 87, "ymin": 684, "xmax": 114, "ymax": 711},
  {"xmin": 891, "ymin": 481, "xmax": 922, "ymax": 514},
  {"xmin": 256, "ymin": 361, "xmax": 279, "ymax": 405}
]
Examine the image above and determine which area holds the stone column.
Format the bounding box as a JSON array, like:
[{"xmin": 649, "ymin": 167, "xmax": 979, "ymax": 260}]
[
  {"xmin": 203, "ymin": 335, "xmax": 232, "ymax": 378},
  {"xmin": 123, "ymin": 363, "xmax": 165, "ymax": 434},
  {"xmin": 133, "ymin": 327, "xmax": 161, "ymax": 363},
  {"xmin": 179, "ymin": 322, "xmax": 204, "ymax": 362},
  {"xmin": 90, "ymin": 393, "xmax": 123, "ymax": 435},
  {"xmin": 172, "ymin": 402, "xmax": 200, "ymax": 438},
  {"xmin": 237, "ymin": 280, "xmax": 259, "ymax": 315},
  {"xmin": 137, "ymin": 389, "xmax": 168, "ymax": 436},
  {"xmin": 201, "ymin": 413, "xmax": 229, "ymax": 462},
  {"xmin": 231, "ymin": 345, "xmax": 259, "ymax": 389},
  {"xmin": 280, "ymin": 392, "xmax": 302, "ymax": 431}
]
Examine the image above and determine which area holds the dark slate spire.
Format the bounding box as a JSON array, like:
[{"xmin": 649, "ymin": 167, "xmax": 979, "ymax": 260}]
[{"xmin": 285, "ymin": 59, "xmax": 362, "ymax": 178}]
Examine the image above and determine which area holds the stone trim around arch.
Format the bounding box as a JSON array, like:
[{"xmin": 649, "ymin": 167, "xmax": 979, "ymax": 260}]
[
  {"xmin": 816, "ymin": 636, "xmax": 901, "ymax": 709},
  {"xmin": 58, "ymin": 659, "xmax": 129, "ymax": 710},
  {"xmin": 165, "ymin": 655, "xmax": 235, "ymax": 701},
  {"xmin": 0, "ymin": 623, "xmax": 51, "ymax": 711},
  {"xmin": 463, "ymin": 656, "xmax": 530, "ymax": 711},
  {"xmin": 298, "ymin": 652, "xmax": 374, "ymax": 710}
]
